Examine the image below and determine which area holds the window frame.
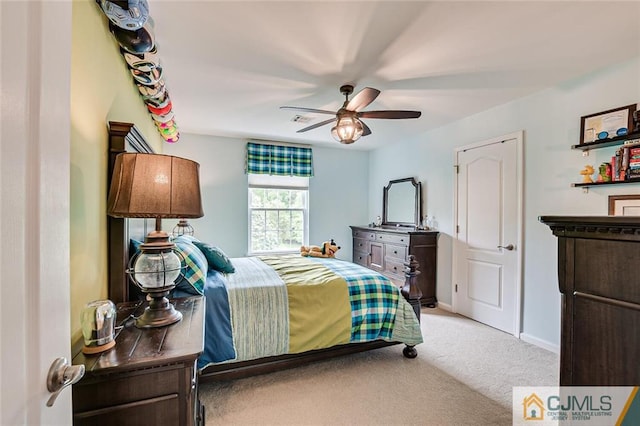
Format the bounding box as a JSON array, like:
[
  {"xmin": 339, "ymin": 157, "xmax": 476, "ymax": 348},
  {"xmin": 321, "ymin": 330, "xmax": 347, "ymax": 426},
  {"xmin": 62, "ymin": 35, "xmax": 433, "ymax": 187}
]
[{"xmin": 247, "ymin": 183, "xmax": 309, "ymax": 255}]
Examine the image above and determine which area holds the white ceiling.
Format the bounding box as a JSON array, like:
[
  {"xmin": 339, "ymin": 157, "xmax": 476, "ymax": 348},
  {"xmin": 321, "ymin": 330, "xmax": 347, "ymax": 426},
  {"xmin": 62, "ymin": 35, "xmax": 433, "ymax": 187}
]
[{"xmin": 148, "ymin": 1, "xmax": 640, "ymax": 150}]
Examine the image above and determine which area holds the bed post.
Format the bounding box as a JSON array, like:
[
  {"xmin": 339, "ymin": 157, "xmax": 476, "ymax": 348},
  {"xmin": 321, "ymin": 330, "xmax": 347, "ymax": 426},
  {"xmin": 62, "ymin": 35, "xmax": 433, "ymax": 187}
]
[
  {"xmin": 401, "ymin": 255, "xmax": 422, "ymax": 321},
  {"xmin": 401, "ymin": 255, "xmax": 421, "ymax": 359}
]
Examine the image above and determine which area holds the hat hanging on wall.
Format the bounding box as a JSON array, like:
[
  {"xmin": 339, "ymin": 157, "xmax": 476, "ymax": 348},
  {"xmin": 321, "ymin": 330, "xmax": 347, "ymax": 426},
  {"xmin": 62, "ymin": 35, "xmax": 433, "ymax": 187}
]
[
  {"xmin": 97, "ymin": 0, "xmax": 180, "ymax": 142},
  {"xmin": 109, "ymin": 21, "xmax": 155, "ymax": 54},
  {"xmin": 99, "ymin": 0, "xmax": 150, "ymax": 30}
]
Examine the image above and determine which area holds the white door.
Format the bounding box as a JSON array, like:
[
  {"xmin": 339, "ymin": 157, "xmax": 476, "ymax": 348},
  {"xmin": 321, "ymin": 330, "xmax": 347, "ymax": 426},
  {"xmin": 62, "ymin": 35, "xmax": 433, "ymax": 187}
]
[
  {"xmin": 1, "ymin": 2, "xmax": 73, "ymax": 424},
  {"xmin": 453, "ymin": 132, "xmax": 523, "ymax": 336}
]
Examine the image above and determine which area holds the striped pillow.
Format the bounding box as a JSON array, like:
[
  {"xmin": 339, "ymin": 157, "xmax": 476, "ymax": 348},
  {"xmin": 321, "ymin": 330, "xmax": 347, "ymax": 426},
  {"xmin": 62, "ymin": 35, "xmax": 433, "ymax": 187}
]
[{"xmin": 172, "ymin": 236, "xmax": 208, "ymax": 295}]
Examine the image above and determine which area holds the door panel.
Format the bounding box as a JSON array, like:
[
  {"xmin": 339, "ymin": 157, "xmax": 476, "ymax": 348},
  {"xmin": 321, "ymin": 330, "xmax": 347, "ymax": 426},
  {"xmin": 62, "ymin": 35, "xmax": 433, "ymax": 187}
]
[
  {"xmin": 455, "ymin": 134, "xmax": 521, "ymax": 335},
  {"xmin": 467, "ymin": 157, "xmax": 502, "ymax": 251},
  {"xmin": 369, "ymin": 242, "xmax": 384, "ymax": 272},
  {"xmin": 467, "ymin": 260, "xmax": 502, "ymax": 307}
]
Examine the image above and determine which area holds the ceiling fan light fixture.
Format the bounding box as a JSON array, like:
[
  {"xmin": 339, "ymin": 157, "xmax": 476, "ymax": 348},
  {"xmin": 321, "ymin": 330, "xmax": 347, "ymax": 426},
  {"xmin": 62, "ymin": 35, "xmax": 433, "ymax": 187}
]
[
  {"xmin": 331, "ymin": 116, "xmax": 363, "ymax": 144},
  {"xmin": 282, "ymin": 84, "xmax": 421, "ymax": 144}
]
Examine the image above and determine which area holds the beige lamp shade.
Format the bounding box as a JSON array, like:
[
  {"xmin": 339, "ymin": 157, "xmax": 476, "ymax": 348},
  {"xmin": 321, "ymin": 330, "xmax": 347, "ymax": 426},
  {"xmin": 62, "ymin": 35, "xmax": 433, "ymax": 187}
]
[{"xmin": 107, "ymin": 153, "xmax": 204, "ymax": 219}]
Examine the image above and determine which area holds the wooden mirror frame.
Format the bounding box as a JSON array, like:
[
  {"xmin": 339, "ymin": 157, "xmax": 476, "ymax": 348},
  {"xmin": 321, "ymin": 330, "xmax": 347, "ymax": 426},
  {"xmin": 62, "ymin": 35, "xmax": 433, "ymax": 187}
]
[{"xmin": 382, "ymin": 177, "xmax": 421, "ymax": 228}]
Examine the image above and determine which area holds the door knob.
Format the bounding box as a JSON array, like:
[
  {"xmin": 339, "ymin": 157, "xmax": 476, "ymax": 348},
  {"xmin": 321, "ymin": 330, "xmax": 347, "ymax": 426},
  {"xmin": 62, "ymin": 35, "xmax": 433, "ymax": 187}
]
[
  {"xmin": 46, "ymin": 357, "xmax": 85, "ymax": 407},
  {"xmin": 497, "ymin": 244, "xmax": 515, "ymax": 251}
]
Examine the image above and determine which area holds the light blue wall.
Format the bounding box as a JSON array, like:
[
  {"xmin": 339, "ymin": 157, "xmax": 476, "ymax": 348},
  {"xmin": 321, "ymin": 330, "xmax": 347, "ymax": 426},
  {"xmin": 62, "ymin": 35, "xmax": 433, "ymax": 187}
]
[
  {"xmin": 308, "ymin": 147, "xmax": 370, "ymax": 259},
  {"xmin": 369, "ymin": 57, "xmax": 640, "ymax": 349},
  {"xmin": 164, "ymin": 135, "xmax": 370, "ymax": 260}
]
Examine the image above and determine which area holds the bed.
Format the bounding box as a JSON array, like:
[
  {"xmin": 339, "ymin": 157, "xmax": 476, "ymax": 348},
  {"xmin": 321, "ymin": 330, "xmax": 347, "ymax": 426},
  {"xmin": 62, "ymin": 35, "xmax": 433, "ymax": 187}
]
[{"xmin": 107, "ymin": 122, "xmax": 424, "ymax": 381}]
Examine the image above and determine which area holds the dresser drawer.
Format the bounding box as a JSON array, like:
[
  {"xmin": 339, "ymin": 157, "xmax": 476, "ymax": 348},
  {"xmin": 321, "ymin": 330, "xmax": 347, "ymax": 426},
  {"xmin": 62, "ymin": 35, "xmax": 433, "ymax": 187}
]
[
  {"xmin": 384, "ymin": 258, "xmax": 405, "ymax": 277},
  {"xmin": 73, "ymin": 366, "xmax": 182, "ymax": 412},
  {"xmin": 352, "ymin": 250, "xmax": 369, "ymax": 267},
  {"xmin": 353, "ymin": 237, "xmax": 369, "ymax": 252},
  {"xmin": 385, "ymin": 244, "xmax": 406, "ymax": 261},
  {"xmin": 353, "ymin": 229, "xmax": 376, "ymax": 240},
  {"xmin": 75, "ymin": 394, "xmax": 180, "ymax": 426},
  {"xmin": 376, "ymin": 233, "xmax": 409, "ymax": 245}
]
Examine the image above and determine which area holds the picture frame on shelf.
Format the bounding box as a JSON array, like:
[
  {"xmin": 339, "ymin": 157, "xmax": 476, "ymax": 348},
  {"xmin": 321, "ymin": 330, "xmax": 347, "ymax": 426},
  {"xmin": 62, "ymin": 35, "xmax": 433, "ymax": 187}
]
[
  {"xmin": 608, "ymin": 194, "xmax": 640, "ymax": 216},
  {"xmin": 580, "ymin": 104, "xmax": 637, "ymax": 145}
]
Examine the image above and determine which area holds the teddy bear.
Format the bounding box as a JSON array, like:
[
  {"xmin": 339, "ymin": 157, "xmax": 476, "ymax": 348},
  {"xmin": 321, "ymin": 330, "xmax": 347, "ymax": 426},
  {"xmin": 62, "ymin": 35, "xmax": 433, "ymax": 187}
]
[{"xmin": 300, "ymin": 239, "xmax": 340, "ymax": 258}]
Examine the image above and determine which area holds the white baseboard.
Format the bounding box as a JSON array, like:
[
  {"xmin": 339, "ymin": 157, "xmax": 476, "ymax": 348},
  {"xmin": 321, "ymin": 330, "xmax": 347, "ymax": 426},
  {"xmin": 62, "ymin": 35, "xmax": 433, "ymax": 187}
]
[
  {"xmin": 519, "ymin": 332, "xmax": 559, "ymax": 354},
  {"xmin": 435, "ymin": 302, "xmax": 452, "ymax": 312}
]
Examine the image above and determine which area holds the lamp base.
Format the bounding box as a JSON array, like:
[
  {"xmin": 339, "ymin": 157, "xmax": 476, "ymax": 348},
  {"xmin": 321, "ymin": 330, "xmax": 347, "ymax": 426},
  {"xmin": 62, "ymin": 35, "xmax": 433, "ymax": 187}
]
[
  {"xmin": 135, "ymin": 294, "xmax": 183, "ymax": 328},
  {"xmin": 82, "ymin": 340, "xmax": 116, "ymax": 355}
]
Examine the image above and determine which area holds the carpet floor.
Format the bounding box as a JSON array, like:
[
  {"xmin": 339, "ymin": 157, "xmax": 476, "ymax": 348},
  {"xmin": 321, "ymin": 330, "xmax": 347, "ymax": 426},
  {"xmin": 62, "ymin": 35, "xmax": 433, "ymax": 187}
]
[{"xmin": 199, "ymin": 308, "xmax": 559, "ymax": 425}]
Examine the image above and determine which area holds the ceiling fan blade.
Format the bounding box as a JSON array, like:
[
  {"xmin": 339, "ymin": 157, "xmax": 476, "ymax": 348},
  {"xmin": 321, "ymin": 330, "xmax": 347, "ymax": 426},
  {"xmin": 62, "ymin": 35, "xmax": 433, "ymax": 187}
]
[
  {"xmin": 280, "ymin": 106, "xmax": 336, "ymax": 115},
  {"xmin": 296, "ymin": 117, "xmax": 337, "ymax": 133},
  {"xmin": 361, "ymin": 121, "xmax": 372, "ymax": 137},
  {"xmin": 358, "ymin": 110, "xmax": 421, "ymax": 119},
  {"xmin": 346, "ymin": 87, "xmax": 380, "ymax": 112}
]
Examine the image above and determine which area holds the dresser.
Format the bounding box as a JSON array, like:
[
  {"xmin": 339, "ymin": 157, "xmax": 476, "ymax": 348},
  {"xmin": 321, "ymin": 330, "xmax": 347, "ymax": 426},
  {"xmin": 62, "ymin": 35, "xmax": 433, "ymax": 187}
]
[
  {"xmin": 72, "ymin": 296, "xmax": 205, "ymax": 426},
  {"xmin": 540, "ymin": 216, "xmax": 640, "ymax": 386},
  {"xmin": 350, "ymin": 225, "xmax": 438, "ymax": 307}
]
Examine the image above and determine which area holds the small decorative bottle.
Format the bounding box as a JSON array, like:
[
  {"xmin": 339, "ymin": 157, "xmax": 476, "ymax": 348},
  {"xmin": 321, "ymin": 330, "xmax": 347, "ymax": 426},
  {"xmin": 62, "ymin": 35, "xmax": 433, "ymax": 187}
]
[
  {"xmin": 374, "ymin": 215, "xmax": 382, "ymax": 227},
  {"xmin": 429, "ymin": 216, "xmax": 437, "ymax": 230}
]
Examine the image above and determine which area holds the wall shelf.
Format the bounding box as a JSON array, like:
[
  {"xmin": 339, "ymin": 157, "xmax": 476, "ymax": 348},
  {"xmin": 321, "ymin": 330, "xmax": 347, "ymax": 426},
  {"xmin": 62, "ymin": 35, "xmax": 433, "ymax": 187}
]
[
  {"xmin": 572, "ymin": 179, "xmax": 640, "ymax": 188},
  {"xmin": 571, "ymin": 130, "xmax": 640, "ymax": 190},
  {"xmin": 571, "ymin": 131, "xmax": 640, "ymax": 151}
]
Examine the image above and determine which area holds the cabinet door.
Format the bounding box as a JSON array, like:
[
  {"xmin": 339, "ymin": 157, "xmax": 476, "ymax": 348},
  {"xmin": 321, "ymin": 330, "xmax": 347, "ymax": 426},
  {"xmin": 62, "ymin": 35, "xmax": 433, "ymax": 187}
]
[{"xmin": 369, "ymin": 241, "xmax": 384, "ymax": 272}]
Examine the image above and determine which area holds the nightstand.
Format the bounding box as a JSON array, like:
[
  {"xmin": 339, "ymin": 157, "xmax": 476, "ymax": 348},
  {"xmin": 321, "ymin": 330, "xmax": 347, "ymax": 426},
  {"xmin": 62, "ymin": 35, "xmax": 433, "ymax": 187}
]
[{"xmin": 72, "ymin": 296, "xmax": 205, "ymax": 426}]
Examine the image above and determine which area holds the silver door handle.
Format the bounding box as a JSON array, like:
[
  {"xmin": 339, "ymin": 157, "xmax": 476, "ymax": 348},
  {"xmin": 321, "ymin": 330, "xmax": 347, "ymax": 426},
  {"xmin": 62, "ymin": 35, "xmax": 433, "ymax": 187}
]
[
  {"xmin": 497, "ymin": 244, "xmax": 515, "ymax": 251},
  {"xmin": 46, "ymin": 357, "xmax": 85, "ymax": 407}
]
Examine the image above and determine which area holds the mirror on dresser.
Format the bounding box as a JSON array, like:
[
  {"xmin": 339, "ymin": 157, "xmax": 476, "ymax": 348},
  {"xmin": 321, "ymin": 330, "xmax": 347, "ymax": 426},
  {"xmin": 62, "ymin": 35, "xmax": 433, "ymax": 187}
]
[{"xmin": 382, "ymin": 177, "xmax": 421, "ymax": 227}]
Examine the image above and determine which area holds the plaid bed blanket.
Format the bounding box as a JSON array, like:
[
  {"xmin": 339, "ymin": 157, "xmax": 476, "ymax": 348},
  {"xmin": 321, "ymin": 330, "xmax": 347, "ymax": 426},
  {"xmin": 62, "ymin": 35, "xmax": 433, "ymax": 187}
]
[{"xmin": 310, "ymin": 258, "xmax": 399, "ymax": 342}]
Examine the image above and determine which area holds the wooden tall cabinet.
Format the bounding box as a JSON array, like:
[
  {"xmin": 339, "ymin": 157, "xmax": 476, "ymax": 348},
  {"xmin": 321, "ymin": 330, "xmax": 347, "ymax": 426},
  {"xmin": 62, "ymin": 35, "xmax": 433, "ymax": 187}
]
[
  {"xmin": 540, "ymin": 216, "xmax": 640, "ymax": 386},
  {"xmin": 351, "ymin": 226, "xmax": 438, "ymax": 307}
]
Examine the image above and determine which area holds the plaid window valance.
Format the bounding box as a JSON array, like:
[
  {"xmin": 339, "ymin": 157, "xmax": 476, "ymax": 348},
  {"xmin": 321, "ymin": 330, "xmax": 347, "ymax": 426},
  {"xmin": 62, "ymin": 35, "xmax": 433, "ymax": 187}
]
[{"xmin": 246, "ymin": 142, "xmax": 314, "ymax": 177}]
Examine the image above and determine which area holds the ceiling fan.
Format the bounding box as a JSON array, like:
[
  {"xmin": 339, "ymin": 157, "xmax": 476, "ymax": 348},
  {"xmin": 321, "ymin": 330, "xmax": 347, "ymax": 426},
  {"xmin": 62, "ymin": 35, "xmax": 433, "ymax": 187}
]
[{"xmin": 281, "ymin": 84, "xmax": 421, "ymax": 144}]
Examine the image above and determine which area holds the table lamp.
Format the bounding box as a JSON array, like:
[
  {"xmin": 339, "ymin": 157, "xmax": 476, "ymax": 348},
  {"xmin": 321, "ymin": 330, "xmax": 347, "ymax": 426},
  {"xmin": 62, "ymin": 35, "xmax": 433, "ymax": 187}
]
[
  {"xmin": 107, "ymin": 153, "xmax": 203, "ymax": 327},
  {"xmin": 172, "ymin": 219, "xmax": 195, "ymax": 237}
]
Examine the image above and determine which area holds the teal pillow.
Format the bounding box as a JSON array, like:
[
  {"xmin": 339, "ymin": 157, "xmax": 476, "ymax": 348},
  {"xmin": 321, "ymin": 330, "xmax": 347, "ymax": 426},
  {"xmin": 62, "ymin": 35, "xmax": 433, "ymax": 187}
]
[
  {"xmin": 129, "ymin": 239, "xmax": 143, "ymax": 257},
  {"xmin": 172, "ymin": 236, "xmax": 208, "ymax": 295},
  {"xmin": 192, "ymin": 241, "xmax": 235, "ymax": 274}
]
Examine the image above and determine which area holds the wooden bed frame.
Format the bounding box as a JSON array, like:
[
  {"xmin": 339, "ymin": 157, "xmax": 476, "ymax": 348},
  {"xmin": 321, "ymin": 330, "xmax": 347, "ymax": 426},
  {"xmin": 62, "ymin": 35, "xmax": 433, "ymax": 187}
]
[{"xmin": 107, "ymin": 121, "xmax": 422, "ymax": 382}]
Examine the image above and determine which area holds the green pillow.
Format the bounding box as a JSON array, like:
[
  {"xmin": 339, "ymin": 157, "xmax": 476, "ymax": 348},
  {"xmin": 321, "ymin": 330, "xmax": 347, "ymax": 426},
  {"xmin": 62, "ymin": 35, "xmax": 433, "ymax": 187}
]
[
  {"xmin": 192, "ymin": 241, "xmax": 235, "ymax": 274},
  {"xmin": 172, "ymin": 236, "xmax": 208, "ymax": 295}
]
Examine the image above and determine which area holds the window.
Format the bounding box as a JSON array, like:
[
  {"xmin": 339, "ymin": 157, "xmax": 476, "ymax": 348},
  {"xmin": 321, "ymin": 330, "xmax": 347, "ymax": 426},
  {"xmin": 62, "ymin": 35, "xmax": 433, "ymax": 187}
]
[
  {"xmin": 245, "ymin": 142, "xmax": 312, "ymax": 254},
  {"xmin": 248, "ymin": 177, "xmax": 308, "ymax": 254}
]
